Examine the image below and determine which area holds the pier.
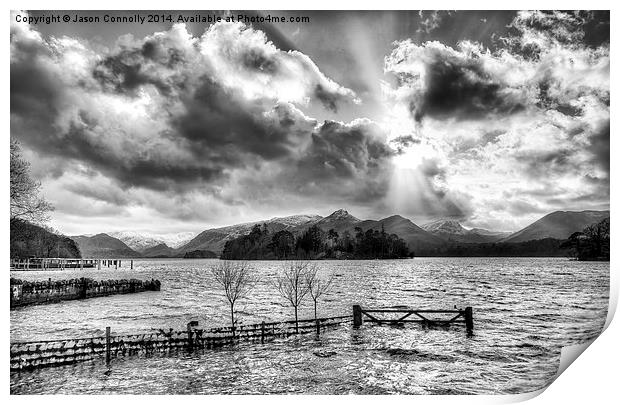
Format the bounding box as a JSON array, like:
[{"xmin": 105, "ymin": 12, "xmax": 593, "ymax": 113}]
[{"xmin": 10, "ymin": 258, "xmax": 135, "ymax": 270}]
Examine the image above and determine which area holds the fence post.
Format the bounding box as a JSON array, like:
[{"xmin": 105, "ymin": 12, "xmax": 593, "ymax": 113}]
[
  {"xmin": 80, "ymin": 278, "xmax": 87, "ymax": 299},
  {"xmin": 261, "ymin": 321, "xmax": 265, "ymax": 344},
  {"xmin": 464, "ymin": 307, "xmax": 473, "ymax": 335},
  {"xmin": 106, "ymin": 326, "xmax": 111, "ymax": 365},
  {"xmin": 353, "ymin": 305, "xmax": 363, "ymax": 327},
  {"xmin": 187, "ymin": 323, "xmax": 193, "ymax": 352}
]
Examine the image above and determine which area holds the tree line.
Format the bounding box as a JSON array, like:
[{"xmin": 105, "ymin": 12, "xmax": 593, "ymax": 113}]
[{"xmin": 221, "ymin": 223, "xmax": 411, "ymax": 260}]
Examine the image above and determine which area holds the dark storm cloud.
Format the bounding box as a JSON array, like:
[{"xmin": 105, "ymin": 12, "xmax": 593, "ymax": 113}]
[
  {"xmin": 10, "ymin": 25, "xmax": 62, "ymax": 128},
  {"xmin": 93, "ymin": 47, "xmax": 182, "ymax": 96},
  {"xmin": 388, "ymin": 42, "xmax": 526, "ymax": 122},
  {"xmin": 314, "ymin": 84, "xmax": 340, "ymax": 113},
  {"xmin": 297, "ymin": 120, "xmax": 394, "ymax": 180},
  {"xmin": 505, "ymin": 11, "xmax": 610, "ymax": 59},
  {"xmin": 10, "ymin": 18, "xmax": 366, "ymax": 197},
  {"xmin": 251, "ymin": 119, "xmax": 398, "ymax": 205},
  {"xmin": 174, "ymin": 78, "xmax": 315, "ymax": 163}
]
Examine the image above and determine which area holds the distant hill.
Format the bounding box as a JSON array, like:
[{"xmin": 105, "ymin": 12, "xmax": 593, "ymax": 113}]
[
  {"xmin": 422, "ymin": 219, "xmax": 510, "ymax": 243},
  {"xmin": 141, "ymin": 243, "xmax": 177, "ymax": 258},
  {"xmin": 177, "ymin": 214, "xmax": 322, "ymax": 255},
  {"xmin": 11, "ymin": 219, "xmax": 81, "ymax": 259},
  {"xmin": 357, "ymin": 215, "xmax": 444, "ymax": 253},
  {"xmin": 312, "ymin": 209, "xmax": 360, "ymax": 233},
  {"xmin": 502, "ymin": 210, "xmax": 610, "ymax": 243},
  {"xmin": 183, "ymin": 250, "xmax": 218, "ymax": 259},
  {"xmin": 418, "ymin": 238, "xmax": 567, "ymax": 257},
  {"xmin": 71, "ymin": 233, "xmax": 141, "ymax": 258}
]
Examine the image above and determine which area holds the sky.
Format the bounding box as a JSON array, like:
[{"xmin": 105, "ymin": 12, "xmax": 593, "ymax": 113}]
[{"xmin": 10, "ymin": 10, "xmax": 610, "ymax": 236}]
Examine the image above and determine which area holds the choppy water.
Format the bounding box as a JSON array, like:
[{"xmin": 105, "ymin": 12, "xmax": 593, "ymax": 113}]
[{"xmin": 10, "ymin": 257, "xmax": 609, "ymax": 394}]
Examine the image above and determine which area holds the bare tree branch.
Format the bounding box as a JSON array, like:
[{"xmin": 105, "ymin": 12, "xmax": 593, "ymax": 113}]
[
  {"xmin": 305, "ymin": 264, "xmax": 335, "ymax": 320},
  {"xmin": 10, "ymin": 140, "xmax": 53, "ymax": 225},
  {"xmin": 274, "ymin": 261, "xmax": 312, "ymax": 332},
  {"xmin": 211, "ymin": 261, "xmax": 257, "ymax": 335}
]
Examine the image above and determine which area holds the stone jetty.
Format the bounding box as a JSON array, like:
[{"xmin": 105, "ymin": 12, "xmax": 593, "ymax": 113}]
[{"xmin": 10, "ymin": 277, "xmax": 161, "ymax": 308}]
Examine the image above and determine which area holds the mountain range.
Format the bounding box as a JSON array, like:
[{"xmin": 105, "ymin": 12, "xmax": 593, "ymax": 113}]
[
  {"xmin": 500, "ymin": 210, "xmax": 610, "ymax": 243},
  {"xmin": 71, "ymin": 233, "xmax": 142, "ymax": 258},
  {"xmin": 108, "ymin": 231, "xmax": 196, "ymax": 251},
  {"xmin": 421, "ymin": 219, "xmax": 511, "ymax": 243},
  {"xmin": 69, "ymin": 209, "xmax": 610, "ymax": 258}
]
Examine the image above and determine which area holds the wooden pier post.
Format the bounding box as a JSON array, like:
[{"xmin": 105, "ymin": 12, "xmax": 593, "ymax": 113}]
[
  {"xmin": 186, "ymin": 321, "xmax": 198, "ymax": 351},
  {"xmin": 316, "ymin": 319, "xmax": 321, "ymax": 335},
  {"xmin": 464, "ymin": 307, "xmax": 473, "ymax": 335},
  {"xmin": 187, "ymin": 323, "xmax": 193, "ymax": 351},
  {"xmin": 119, "ymin": 260, "xmax": 121, "ymax": 268},
  {"xmin": 261, "ymin": 321, "xmax": 265, "ymax": 343},
  {"xmin": 130, "ymin": 260, "xmax": 133, "ymax": 270},
  {"xmin": 353, "ymin": 305, "xmax": 363, "ymax": 327},
  {"xmin": 98, "ymin": 260, "xmax": 101, "ymax": 270},
  {"xmin": 105, "ymin": 326, "xmax": 111, "ymax": 365},
  {"xmin": 115, "ymin": 260, "xmax": 118, "ymax": 269}
]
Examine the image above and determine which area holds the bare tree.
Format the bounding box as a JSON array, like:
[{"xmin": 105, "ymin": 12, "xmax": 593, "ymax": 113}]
[
  {"xmin": 211, "ymin": 261, "xmax": 257, "ymax": 336},
  {"xmin": 305, "ymin": 265, "xmax": 336, "ymax": 321},
  {"xmin": 10, "ymin": 140, "xmax": 53, "ymax": 224},
  {"xmin": 274, "ymin": 261, "xmax": 311, "ymax": 333}
]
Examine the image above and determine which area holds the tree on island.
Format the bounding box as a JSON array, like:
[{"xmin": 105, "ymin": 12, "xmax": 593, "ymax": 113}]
[
  {"xmin": 561, "ymin": 218, "xmax": 610, "ymax": 261},
  {"xmin": 270, "ymin": 230, "xmax": 295, "ymax": 259},
  {"xmin": 210, "ymin": 261, "xmax": 257, "ymax": 336},
  {"xmin": 274, "ymin": 261, "xmax": 311, "ymax": 333},
  {"xmin": 304, "ymin": 264, "xmax": 335, "ymax": 321}
]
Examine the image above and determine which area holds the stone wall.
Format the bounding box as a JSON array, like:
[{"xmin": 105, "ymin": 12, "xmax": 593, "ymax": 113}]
[{"xmin": 10, "ymin": 278, "xmax": 161, "ymax": 308}]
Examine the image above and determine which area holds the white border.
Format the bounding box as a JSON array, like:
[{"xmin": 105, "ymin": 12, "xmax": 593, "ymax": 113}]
[{"xmin": 3, "ymin": 1, "xmax": 617, "ymax": 403}]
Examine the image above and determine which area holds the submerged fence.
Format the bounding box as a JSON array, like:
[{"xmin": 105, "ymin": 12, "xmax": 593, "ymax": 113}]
[
  {"xmin": 11, "ymin": 306, "xmax": 474, "ymax": 371},
  {"xmin": 10, "ymin": 315, "xmax": 353, "ymax": 371}
]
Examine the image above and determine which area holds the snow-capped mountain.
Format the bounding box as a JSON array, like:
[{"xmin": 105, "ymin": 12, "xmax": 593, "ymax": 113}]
[
  {"xmin": 109, "ymin": 231, "xmax": 196, "ymax": 252},
  {"xmin": 421, "ymin": 219, "xmax": 468, "ymax": 235},
  {"xmin": 421, "ymin": 219, "xmax": 508, "ymax": 243}
]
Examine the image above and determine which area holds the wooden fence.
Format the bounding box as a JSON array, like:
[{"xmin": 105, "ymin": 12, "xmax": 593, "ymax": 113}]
[
  {"xmin": 10, "ymin": 315, "xmax": 352, "ymax": 371},
  {"xmin": 353, "ymin": 305, "xmax": 473, "ymax": 335}
]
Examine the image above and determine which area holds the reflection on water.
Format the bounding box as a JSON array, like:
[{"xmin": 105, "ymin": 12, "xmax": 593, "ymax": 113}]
[{"xmin": 10, "ymin": 257, "xmax": 609, "ymax": 394}]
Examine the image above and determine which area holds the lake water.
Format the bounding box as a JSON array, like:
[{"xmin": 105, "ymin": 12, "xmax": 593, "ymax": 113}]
[{"xmin": 10, "ymin": 257, "xmax": 609, "ymax": 394}]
